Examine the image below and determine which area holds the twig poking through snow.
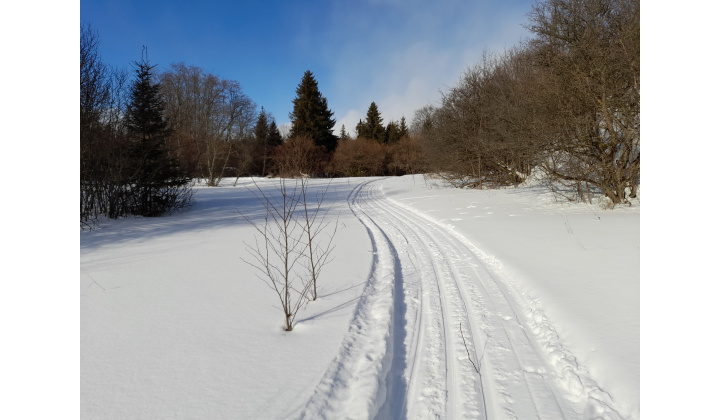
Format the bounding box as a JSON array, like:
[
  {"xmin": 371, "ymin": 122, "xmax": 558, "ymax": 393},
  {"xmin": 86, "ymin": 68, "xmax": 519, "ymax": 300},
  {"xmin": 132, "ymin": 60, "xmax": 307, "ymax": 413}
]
[
  {"xmin": 460, "ymin": 323, "xmax": 479, "ymax": 374},
  {"xmin": 85, "ymin": 272, "xmax": 106, "ymax": 290}
]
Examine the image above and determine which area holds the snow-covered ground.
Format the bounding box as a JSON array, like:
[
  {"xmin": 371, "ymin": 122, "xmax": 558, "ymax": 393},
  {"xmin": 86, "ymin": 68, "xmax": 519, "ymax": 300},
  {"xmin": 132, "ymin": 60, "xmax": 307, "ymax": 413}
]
[{"xmin": 80, "ymin": 175, "xmax": 639, "ymax": 419}]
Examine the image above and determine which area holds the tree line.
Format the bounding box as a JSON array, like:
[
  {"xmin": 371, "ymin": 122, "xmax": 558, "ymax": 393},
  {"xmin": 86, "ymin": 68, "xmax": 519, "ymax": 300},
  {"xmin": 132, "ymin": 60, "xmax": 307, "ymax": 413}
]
[
  {"xmin": 416, "ymin": 0, "xmax": 640, "ymax": 205},
  {"xmin": 277, "ymin": 82, "xmax": 424, "ymax": 178},
  {"xmin": 266, "ymin": 0, "xmax": 640, "ymax": 205},
  {"xmin": 81, "ymin": 0, "xmax": 639, "ymax": 226},
  {"xmin": 81, "ymin": 29, "xmax": 193, "ymax": 225},
  {"xmin": 81, "ymin": 30, "xmax": 424, "ymax": 226}
]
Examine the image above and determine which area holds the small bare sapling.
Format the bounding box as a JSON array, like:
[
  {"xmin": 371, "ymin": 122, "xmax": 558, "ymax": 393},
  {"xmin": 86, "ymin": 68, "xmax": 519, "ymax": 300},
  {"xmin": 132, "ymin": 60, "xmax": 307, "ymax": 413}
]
[
  {"xmin": 299, "ymin": 177, "xmax": 338, "ymax": 301},
  {"xmin": 240, "ymin": 178, "xmax": 311, "ymax": 331},
  {"xmin": 240, "ymin": 177, "xmax": 338, "ymax": 331}
]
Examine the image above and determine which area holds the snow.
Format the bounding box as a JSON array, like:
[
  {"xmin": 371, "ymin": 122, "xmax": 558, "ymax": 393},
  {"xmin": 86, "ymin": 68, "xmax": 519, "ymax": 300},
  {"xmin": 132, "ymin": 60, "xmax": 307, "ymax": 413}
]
[
  {"xmin": 381, "ymin": 176, "xmax": 639, "ymax": 418},
  {"xmin": 81, "ymin": 175, "xmax": 639, "ymax": 419}
]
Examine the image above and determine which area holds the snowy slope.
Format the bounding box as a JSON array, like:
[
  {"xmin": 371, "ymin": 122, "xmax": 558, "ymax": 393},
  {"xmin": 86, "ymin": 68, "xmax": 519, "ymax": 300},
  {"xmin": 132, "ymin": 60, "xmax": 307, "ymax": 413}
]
[{"xmin": 81, "ymin": 175, "xmax": 639, "ymax": 419}]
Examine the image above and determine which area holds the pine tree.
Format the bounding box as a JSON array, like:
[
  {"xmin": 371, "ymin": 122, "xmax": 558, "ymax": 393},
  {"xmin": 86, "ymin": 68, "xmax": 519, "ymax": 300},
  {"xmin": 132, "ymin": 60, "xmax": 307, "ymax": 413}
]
[
  {"xmin": 339, "ymin": 124, "xmax": 349, "ymax": 141},
  {"xmin": 289, "ymin": 70, "xmax": 338, "ymax": 153},
  {"xmin": 125, "ymin": 48, "xmax": 190, "ymax": 216},
  {"xmin": 357, "ymin": 102, "xmax": 386, "ymax": 143}
]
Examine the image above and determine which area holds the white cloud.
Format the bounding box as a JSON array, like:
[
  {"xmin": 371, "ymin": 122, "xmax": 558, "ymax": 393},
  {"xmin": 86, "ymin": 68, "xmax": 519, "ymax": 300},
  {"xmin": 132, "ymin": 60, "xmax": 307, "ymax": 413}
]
[
  {"xmin": 278, "ymin": 122, "xmax": 292, "ymax": 139},
  {"xmin": 334, "ymin": 109, "xmax": 364, "ymax": 137},
  {"xmin": 321, "ymin": 0, "xmax": 531, "ymax": 133},
  {"xmin": 321, "ymin": 1, "xmax": 534, "ymax": 135}
]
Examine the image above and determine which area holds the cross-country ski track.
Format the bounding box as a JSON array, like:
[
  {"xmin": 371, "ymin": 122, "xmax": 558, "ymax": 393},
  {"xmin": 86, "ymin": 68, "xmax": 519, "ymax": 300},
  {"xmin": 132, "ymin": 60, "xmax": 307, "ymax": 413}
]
[{"xmin": 298, "ymin": 178, "xmax": 625, "ymax": 420}]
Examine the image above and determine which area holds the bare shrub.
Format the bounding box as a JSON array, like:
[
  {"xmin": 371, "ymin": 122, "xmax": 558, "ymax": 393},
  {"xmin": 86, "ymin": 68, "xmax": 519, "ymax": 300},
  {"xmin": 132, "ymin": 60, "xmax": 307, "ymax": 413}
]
[
  {"xmin": 387, "ymin": 135, "xmax": 426, "ymax": 175},
  {"xmin": 240, "ymin": 178, "xmax": 337, "ymax": 330},
  {"xmin": 272, "ymin": 136, "xmax": 326, "ymax": 178},
  {"xmin": 240, "ymin": 179, "xmax": 310, "ymax": 331},
  {"xmin": 329, "ymin": 137, "xmax": 388, "ymax": 177},
  {"xmin": 299, "ymin": 178, "xmax": 338, "ymax": 301}
]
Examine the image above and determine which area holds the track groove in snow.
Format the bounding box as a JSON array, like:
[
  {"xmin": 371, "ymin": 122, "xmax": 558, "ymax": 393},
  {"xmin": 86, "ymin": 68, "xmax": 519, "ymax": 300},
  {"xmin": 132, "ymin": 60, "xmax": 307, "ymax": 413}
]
[{"xmin": 298, "ymin": 178, "xmax": 627, "ymax": 419}]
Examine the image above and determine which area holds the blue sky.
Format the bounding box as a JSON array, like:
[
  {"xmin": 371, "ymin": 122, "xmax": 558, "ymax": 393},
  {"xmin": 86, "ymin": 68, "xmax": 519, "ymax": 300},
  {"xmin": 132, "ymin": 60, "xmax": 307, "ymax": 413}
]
[{"xmin": 81, "ymin": 0, "xmax": 534, "ymax": 135}]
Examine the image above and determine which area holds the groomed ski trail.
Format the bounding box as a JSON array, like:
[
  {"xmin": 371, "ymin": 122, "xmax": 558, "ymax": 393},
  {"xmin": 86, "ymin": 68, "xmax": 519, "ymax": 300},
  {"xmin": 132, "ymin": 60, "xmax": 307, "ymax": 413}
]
[{"xmin": 298, "ymin": 178, "xmax": 626, "ymax": 420}]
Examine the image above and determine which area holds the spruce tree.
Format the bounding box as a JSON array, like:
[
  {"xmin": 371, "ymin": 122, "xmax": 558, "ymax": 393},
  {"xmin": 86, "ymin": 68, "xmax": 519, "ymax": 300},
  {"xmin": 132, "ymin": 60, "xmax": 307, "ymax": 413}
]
[
  {"xmin": 255, "ymin": 107, "xmax": 270, "ymax": 142},
  {"xmin": 355, "ymin": 119, "xmax": 366, "ymax": 139},
  {"xmin": 399, "ymin": 116, "xmax": 409, "ymax": 139},
  {"xmin": 255, "ymin": 107, "xmax": 270, "ymax": 175},
  {"xmin": 385, "ymin": 121, "xmax": 401, "ymax": 144},
  {"xmin": 289, "ymin": 70, "xmax": 338, "ymax": 153},
  {"xmin": 126, "ymin": 55, "xmax": 167, "ymax": 145},
  {"xmin": 339, "ymin": 124, "xmax": 349, "ymax": 141},
  {"xmin": 357, "ymin": 102, "xmax": 386, "ymax": 143},
  {"xmin": 125, "ymin": 48, "xmax": 190, "ymax": 216},
  {"xmin": 268, "ymin": 120, "xmax": 283, "ymax": 147}
]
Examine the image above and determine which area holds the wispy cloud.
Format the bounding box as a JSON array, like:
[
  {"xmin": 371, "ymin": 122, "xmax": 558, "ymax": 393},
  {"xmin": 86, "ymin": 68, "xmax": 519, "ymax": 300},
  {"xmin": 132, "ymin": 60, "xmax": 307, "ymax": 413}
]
[{"xmin": 320, "ymin": 0, "xmax": 533, "ymax": 133}]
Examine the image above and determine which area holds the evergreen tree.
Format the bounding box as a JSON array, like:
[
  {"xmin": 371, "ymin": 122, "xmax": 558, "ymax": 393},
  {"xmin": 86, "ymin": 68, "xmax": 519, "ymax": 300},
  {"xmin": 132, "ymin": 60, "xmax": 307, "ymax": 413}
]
[
  {"xmin": 268, "ymin": 120, "xmax": 283, "ymax": 147},
  {"xmin": 126, "ymin": 54, "xmax": 167, "ymax": 144},
  {"xmin": 384, "ymin": 116, "xmax": 409, "ymax": 145},
  {"xmin": 255, "ymin": 107, "xmax": 270, "ymax": 176},
  {"xmin": 385, "ymin": 121, "xmax": 401, "ymax": 144},
  {"xmin": 339, "ymin": 124, "xmax": 349, "ymax": 141},
  {"xmin": 357, "ymin": 102, "xmax": 386, "ymax": 143},
  {"xmin": 254, "ymin": 107, "xmax": 270, "ymax": 142},
  {"xmin": 399, "ymin": 116, "xmax": 409, "ymax": 139},
  {"xmin": 355, "ymin": 119, "xmax": 366, "ymax": 139},
  {"xmin": 289, "ymin": 70, "xmax": 338, "ymax": 153},
  {"xmin": 125, "ymin": 48, "xmax": 190, "ymax": 216}
]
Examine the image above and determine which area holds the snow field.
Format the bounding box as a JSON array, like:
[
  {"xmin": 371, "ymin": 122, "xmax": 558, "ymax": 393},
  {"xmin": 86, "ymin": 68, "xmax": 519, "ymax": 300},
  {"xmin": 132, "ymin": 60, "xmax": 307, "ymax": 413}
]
[
  {"xmin": 81, "ymin": 175, "xmax": 639, "ymax": 419},
  {"xmin": 382, "ymin": 175, "xmax": 639, "ymax": 419}
]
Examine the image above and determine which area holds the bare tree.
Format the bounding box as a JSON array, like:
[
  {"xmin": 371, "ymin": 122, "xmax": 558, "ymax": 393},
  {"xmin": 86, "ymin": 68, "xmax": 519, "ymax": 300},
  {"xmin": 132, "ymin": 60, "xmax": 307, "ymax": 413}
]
[
  {"xmin": 410, "ymin": 105, "xmax": 436, "ymax": 137},
  {"xmin": 80, "ymin": 23, "xmax": 109, "ymax": 134},
  {"xmin": 240, "ymin": 177, "xmax": 338, "ymax": 329},
  {"xmin": 419, "ymin": 50, "xmax": 543, "ymax": 189},
  {"xmin": 81, "ymin": 23, "xmax": 140, "ymax": 225},
  {"xmin": 160, "ymin": 64, "xmax": 257, "ymax": 185},
  {"xmin": 240, "ymin": 179, "xmax": 311, "ymax": 331},
  {"xmin": 419, "ymin": 54, "xmax": 497, "ymax": 188},
  {"xmin": 528, "ymin": 0, "xmax": 640, "ymax": 204},
  {"xmin": 230, "ymin": 138, "xmax": 255, "ymax": 186},
  {"xmin": 411, "ymin": 0, "xmax": 638, "ymax": 206}
]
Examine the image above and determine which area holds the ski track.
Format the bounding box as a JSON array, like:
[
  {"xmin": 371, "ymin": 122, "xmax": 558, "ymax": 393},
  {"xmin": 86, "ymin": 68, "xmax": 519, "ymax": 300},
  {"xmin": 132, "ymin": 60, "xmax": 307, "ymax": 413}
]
[{"xmin": 298, "ymin": 179, "xmax": 626, "ymax": 420}]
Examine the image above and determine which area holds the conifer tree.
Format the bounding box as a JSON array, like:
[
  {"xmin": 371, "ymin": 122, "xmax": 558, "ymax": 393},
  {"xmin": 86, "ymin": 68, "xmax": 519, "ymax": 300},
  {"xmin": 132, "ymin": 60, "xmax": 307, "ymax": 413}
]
[
  {"xmin": 255, "ymin": 107, "xmax": 270, "ymax": 142},
  {"xmin": 289, "ymin": 70, "xmax": 338, "ymax": 153},
  {"xmin": 357, "ymin": 102, "xmax": 386, "ymax": 143},
  {"xmin": 399, "ymin": 116, "xmax": 409, "ymax": 139},
  {"xmin": 125, "ymin": 48, "xmax": 190, "ymax": 216},
  {"xmin": 126, "ymin": 52, "xmax": 167, "ymax": 146},
  {"xmin": 385, "ymin": 121, "xmax": 401, "ymax": 144},
  {"xmin": 268, "ymin": 120, "xmax": 283, "ymax": 147},
  {"xmin": 253, "ymin": 109, "xmax": 285, "ymax": 176},
  {"xmin": 339, "ymin": 124, "xmax": 349, "ymax": 141},
  {"xmin": 355, "ymin": 119, "xmax": 366, "ymax": 139},
  {"xmin": 255, "ymin": 107, "xmax": 270, "ymax": 175}
]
